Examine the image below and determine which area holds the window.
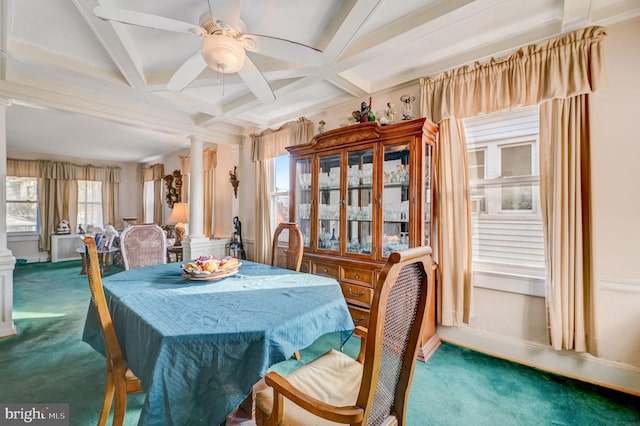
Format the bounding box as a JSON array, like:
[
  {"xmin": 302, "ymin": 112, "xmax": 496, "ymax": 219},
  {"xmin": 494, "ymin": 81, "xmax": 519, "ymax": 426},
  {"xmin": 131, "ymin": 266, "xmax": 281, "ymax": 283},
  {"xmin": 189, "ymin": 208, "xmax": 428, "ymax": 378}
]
[
  {"xmin": 6, "ymin": 177, "xmax": 38, "ymax": 233},
  {"xmin": 464, "ymin": 106, "xmax": 545, "ymax": 295},
  {"xmin": 143, "ymin": 181, "xmax": 155, "ymax": 223},
  {"xmin": 271, "ymin": 155, "xmax": 290, "ymax": 231},
  {"xmin": 468, "ymin": 149, "xmax": 487, "ymax": 214},
  {"xmin": 77, "ymin": 180, "xmax": 103, "ymax": 229}
]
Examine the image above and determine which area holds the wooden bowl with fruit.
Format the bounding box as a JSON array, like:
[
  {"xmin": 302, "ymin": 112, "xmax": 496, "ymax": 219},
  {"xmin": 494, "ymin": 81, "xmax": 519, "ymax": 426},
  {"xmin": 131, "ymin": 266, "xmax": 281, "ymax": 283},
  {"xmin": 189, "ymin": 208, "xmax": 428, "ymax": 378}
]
[{"xmin": 181, "ymin": 256, "xmax": 241, "ymax": 281}]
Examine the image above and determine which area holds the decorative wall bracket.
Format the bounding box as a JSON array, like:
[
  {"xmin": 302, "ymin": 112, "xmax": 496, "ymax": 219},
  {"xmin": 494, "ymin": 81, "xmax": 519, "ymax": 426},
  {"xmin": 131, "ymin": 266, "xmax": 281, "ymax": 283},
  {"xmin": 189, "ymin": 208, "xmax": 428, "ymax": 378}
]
[
  {"xmin": 229, "ymin": 166, "xmax": 239, "ymax": 199},
  {"xmin": 164, "ymin": 169, "xmax": 183, "ymax": 208}
]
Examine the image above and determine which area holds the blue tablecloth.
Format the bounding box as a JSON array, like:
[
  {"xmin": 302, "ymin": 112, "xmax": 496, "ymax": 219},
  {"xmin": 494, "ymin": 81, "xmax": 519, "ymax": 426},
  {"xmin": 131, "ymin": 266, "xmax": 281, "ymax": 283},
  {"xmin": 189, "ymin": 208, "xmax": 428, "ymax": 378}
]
[{"xmin": 82, "ymin": 261, "xmax": 354, "ymax": 426}]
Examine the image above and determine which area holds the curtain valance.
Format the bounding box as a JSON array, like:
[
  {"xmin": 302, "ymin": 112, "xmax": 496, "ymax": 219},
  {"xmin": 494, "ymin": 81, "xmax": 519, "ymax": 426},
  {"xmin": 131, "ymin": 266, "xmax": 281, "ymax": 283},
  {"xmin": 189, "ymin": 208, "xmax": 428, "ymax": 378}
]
[
  {"xmin": 180, "ymin": 148, "xmax": 217, "ymax": 174},
  {"xmin": 420, "ymin": 26, "xmax": 606, "ymax": 122},
  {"xmin": 8, "ymin": 158, "xmax": 121, "ymax": 182},
  {"xmin": 251, "ymin": 117, "xmax": 313, "ymax": 161},
  {"xmin": 7, "ymin": 159, "xmax": 41, "ymax": 177},
  {"xmin": 142, "ymin": 164, "xmax": 164, "ymax": 182}
]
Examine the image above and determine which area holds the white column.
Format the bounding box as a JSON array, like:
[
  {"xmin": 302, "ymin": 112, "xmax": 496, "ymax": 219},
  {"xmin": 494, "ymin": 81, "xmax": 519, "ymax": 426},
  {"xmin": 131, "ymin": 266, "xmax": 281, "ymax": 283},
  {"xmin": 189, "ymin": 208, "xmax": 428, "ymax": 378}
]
[
  {"xmin": 0, "ymin": 98, "xmax": 16, "ymax": 337},
  {"xmin": 184, "ymin": 135, "xmax": 209, "ymax": 260}
]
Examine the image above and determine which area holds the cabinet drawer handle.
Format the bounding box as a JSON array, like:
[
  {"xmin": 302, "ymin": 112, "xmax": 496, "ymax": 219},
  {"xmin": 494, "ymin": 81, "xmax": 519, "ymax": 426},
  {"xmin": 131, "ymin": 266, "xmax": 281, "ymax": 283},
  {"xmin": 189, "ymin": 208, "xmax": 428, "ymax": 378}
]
[
  {"xmin": 353, "ymin": 316, "xmax": 366, "ymax": 324},
  {"xmin": 354, "ymin": 273, "xmax": 360, "ymax": 279},
  {"xmin": 322, "ymin": 268, "xmax": 328, "ymax": 273},
  {"xmin": 347, "ymin": 288, "xmax": 366, "ymax": 298}
]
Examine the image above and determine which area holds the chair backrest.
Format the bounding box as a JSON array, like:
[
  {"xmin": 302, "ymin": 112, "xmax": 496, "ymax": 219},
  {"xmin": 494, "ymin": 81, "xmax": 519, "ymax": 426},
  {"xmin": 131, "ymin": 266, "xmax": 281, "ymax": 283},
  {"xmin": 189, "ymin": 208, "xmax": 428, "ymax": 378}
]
[
  {"xmin": 271, "ymin": 222, "xmax": 304, "ymax": 272},
  {"xmin": 119, "ymin": 224, "xmax": 167, "ymax": 270},
  {"xmin": 84, "ymin": 237, "xmax": 127, "ymax": 377},
  {"xmin": 358, "ymin": 246, "xmax": 433, "ymax": 425}
]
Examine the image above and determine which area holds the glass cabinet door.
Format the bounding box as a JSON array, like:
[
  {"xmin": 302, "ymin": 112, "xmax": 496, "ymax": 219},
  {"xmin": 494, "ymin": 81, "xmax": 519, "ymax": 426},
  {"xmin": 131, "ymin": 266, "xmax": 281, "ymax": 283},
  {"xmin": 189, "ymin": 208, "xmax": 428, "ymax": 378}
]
[
  {"xmin": 295, "ymin": 157, "xmax": 312, "ymax": 248},
  {"xmin": 424, "ymin": 144, "xmax": 433, "ymax": 247},
  {"xmin": 381, "ymin": 142, "xmax": 411, "ymax": 258},
  {"xmin": 317, "ymin": 153, "xmax": 341, "ymax": 252},
  {"xmin": 346, "ymin": 148, "xmax": 374, "ymax": 256}
]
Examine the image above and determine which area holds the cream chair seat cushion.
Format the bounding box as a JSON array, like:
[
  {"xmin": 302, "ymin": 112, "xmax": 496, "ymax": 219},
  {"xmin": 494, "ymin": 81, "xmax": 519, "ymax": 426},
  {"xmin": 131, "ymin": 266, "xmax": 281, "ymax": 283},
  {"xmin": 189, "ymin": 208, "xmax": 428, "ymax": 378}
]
[{"xmin": 255, "ymin": 349, "xmax": 363, "ymax": 426}]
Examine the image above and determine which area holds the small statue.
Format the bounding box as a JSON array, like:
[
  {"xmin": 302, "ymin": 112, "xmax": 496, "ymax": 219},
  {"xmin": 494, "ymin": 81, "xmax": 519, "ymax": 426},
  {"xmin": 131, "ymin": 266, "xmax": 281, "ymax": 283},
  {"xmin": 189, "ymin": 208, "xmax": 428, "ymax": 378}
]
[
  {"xmin": 78, "ymin": 224, "xmax": 85, "ymax": 234},
  {"xmin": 317, "ymin": 120, "xmax": 326, "ymax": 133},
  {"xmin": 400, "ymin": 95, "xmax": 415, "ymax": 121},
  {"xmin": 387, "ymin": 102, "xmax": 396, "ymax": 124},
  {"xmin": 56, "ymin": 220, "xmax": 71, "ymax": 235}
]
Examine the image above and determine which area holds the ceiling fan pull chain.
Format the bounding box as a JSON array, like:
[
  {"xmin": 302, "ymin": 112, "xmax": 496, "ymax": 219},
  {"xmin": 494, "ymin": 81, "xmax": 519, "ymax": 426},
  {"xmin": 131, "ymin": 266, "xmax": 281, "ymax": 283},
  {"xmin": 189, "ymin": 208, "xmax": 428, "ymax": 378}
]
[{"xmin": 217, "ymin": 64, "xmax": 225, "ymax": 97}]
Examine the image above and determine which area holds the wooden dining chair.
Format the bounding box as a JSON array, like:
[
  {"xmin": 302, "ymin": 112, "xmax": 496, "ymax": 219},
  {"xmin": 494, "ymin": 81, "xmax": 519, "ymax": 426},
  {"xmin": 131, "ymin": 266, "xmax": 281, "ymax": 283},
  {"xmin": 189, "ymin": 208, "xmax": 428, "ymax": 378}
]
[
  {"xmin": 119, "ymin": 223, "xmax": 167, "ymax": 270},
  {"xmin": 255, "ymin": 246, "xmax": 433, "ymax": 426},
  {"xmin": 271, "ymin": 222, "xmax": 304, "ymax": 272},
  {"xmin": 84, "ymin": 237, "xmax": 143, "ymax": 426}
]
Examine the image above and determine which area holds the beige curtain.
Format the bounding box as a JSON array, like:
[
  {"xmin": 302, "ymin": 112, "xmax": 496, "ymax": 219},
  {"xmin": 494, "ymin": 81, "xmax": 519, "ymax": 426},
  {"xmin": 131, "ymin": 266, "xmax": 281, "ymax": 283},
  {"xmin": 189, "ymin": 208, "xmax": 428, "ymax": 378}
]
[
  {"xmin": 419, "ymin": 26, "xmax": 606, "ymax": 347},
  {"xmin": 180, "ymin": 150, "xmax": 217, "ymax": 237},
  {"xmin": 540, "ymin": 95, "xmax": 597, "ymax": 354},
  {"xmin": 142, "ymin": 164, "xmax": 164, "ymax": 224},
  {"xmin": 251, "ymin": 117, "xmax": 313, "ymax": 263},
  {"xmin": 203, "ymin": 148, "xmax": 217, "ymax": 237},
  {"xmin": 12, "ymin": 160, "xmax": 121, "ymax": 251},
  {"xmin": 433, "ymin": 120, "xmax": 473, "ymax": 325}
]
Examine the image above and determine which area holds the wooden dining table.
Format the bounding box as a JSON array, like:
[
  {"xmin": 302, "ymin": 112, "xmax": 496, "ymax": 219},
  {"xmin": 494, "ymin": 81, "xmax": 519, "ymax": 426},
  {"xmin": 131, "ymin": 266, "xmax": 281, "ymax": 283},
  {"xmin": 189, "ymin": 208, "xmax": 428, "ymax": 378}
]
[{"xmin": 82, "ymin": 260, "xmax": 354, "ymax": 426}]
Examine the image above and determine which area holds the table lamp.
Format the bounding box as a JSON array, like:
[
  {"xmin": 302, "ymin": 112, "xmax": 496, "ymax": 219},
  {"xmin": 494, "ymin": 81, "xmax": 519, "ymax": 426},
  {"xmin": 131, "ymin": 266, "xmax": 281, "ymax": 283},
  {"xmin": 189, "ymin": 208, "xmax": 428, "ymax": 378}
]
[{"xmin": 168, "ymin": 202, "xmax": 189, "ymax": 246}]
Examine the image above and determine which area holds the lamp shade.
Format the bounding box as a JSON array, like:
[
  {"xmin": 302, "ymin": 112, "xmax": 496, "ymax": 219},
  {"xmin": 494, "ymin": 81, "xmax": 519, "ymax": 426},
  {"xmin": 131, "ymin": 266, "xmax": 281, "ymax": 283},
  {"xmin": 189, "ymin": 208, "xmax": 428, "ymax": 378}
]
[
  {"xmin": 168, "ymin": 203, "xmax": 189, "ymax": 224},
  {"xmin": 201, "ymin": 35, "xmax": 245, "ymax": 74}
]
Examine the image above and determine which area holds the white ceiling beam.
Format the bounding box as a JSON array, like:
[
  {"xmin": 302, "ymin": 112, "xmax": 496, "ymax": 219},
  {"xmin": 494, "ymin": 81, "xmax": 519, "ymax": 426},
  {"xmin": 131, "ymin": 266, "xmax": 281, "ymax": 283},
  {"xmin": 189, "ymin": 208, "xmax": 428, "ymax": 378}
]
[
  {"xmin": 319, "ymin": 0, "xmax": 384, "ymax": 65},
  {"xmin": 337, "ymin": 0, "xmax": 477, "ymax": 70},
  {"xmin": 72, "ymin": 0, "xmax": 147, "ymax": 89},
  {"xmin": 561, "ymin": 0, "xmax": 593, "ymax": 31},
  {"xmin": 0, "ymin": 0, "xmax": 12, "ymax": 80},
  {"xmin": 0, "ymin": 79, "xmax": 240, "ymax": 144},
  {"xmin": 326, "ymin": 73, "xmax": 369, "ymax": 97}
]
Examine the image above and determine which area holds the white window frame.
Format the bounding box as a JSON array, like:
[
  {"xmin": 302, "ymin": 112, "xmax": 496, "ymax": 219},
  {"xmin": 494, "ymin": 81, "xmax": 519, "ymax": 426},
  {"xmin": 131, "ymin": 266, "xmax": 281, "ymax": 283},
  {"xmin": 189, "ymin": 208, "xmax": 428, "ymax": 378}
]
[
  {"xmin": 6, "ymin": 176, "xmax": 39, "ymax": 234},
  {"xmin": 77, "ymin": 180, "xmax": 104, "ymax": 229},
  {"xmin": 143, "ymin": 180, "xmax": 155, "ymax": 224},
  {"xmin": 270, "ymin": 154, "xmax": 290, "ymax": 235},
  {"xmin": 464, "ymin": 106, "xmax": 545, "ymax": 297}
]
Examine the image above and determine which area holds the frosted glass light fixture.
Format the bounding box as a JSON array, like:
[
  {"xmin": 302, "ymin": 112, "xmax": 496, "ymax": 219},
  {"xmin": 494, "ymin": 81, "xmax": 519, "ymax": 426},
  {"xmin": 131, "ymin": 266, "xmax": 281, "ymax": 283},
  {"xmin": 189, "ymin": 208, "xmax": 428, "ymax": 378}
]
[{"xmin": 201, "ymin": 35, "xmax": 245, "ymax": 73}]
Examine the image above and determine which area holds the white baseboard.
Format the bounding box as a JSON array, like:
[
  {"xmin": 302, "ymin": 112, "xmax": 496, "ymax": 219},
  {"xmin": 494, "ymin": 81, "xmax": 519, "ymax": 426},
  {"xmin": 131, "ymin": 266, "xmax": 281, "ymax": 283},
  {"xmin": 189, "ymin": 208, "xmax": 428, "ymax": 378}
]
[
  {"xmin": 437, "ymin": 325, "xmax": 640, "ymax": 396},
  {"xmin": 22, "ymin": 253, "xmax": 49, "ymax": 263}
]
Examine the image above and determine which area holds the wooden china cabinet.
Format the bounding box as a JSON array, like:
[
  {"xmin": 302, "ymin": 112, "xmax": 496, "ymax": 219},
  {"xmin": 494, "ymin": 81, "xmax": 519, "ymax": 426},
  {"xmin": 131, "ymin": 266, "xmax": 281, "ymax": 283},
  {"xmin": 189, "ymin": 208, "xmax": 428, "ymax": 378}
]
[{"xmin": 287, "ymin": 118, "xmax": 440, "ymax": 361}]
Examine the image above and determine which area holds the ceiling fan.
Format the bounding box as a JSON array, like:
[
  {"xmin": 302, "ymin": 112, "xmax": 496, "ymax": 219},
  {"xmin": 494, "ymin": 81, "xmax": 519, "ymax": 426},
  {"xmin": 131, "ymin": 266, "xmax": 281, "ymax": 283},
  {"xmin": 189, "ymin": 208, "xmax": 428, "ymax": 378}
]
[{"xmin": 93, "ymin": 1, "xmax": 323, "ymax": 102}]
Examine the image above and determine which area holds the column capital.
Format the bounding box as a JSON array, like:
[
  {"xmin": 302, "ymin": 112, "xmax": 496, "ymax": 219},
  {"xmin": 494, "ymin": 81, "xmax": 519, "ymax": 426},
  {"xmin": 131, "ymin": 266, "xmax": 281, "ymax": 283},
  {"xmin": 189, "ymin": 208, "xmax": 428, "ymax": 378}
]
[{"xmin": 189, "ymin": 135, "xmax": 203, "ymax": 144}]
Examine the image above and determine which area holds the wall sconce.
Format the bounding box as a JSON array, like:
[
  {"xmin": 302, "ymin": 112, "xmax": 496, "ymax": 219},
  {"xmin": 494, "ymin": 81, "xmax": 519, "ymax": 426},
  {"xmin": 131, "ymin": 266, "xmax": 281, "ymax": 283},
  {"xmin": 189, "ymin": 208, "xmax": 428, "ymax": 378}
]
[
  {"xmin": 164, "ymin": 169, "xmax": 183, "ymax": 208},
  {"xmin": 229, "ymin": 166, "xmax": 239, "ymax": 199}
]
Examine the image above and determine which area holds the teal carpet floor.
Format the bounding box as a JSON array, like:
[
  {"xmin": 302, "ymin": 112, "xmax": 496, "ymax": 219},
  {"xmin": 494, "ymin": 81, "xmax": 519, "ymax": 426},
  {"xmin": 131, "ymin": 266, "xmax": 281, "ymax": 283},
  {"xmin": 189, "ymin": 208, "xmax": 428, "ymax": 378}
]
[{"xmin": 2, "ymin": 260, "xmax": 639, "ymax": 425}]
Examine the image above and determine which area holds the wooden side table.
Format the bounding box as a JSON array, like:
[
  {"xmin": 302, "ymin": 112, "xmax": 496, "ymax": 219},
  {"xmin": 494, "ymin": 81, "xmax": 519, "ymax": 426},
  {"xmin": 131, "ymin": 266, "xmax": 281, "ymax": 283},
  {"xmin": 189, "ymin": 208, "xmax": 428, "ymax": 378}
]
[
  {"xmin": 167, "ymin": 245, "xmax": 183, "ymax": 263},
  {"xmin": 77, "ymin": 247, "xmax": 120, "ymax": 275}
]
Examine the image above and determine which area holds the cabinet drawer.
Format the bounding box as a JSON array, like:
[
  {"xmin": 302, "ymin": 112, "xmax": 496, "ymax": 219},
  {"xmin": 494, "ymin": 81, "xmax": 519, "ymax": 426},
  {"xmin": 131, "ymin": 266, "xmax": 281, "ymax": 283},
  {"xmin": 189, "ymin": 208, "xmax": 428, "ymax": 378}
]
[
  {"xmin": 340, "ymin": 266, "xmax": 374, "ymax": 287},
  {"xmin": 312, "ymin": 262, "xmax": 339, "ymax": 279},
  {"xmin": 348, "ymin": 306, "xmax": 370, "ymax": 328},
  {"xmin": 340, "ymin": 283, "xmax": 373, "ymax": 308}
]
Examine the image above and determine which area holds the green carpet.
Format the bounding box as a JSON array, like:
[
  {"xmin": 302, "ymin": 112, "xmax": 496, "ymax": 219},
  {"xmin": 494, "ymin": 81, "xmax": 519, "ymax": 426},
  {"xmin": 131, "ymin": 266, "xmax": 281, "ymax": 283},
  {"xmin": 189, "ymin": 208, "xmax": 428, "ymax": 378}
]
[{"xmin": 2, "ymin": 260, "xmax": 639, "ymax": 425}]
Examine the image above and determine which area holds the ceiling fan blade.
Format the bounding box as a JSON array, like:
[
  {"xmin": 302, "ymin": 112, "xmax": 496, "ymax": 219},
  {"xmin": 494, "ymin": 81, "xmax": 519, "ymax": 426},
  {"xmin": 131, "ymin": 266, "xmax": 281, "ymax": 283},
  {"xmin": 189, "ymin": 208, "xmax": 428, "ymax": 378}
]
[
  {"xmin": 208, "ymin": 0, "xmax": 242, "ymax": 28},
  {"xmin": 167, "ymin": 51, "xmax": 208, "ymax": 91},
  {"xmin": 237, "ymin": 56, "xmax": 275, "ymax": 103},
  {"xmin": 94, "ymin": 6, "xmax": 205, "ymax": 36},
  {"xmin": 244, "ymin": 35, "xmax": 322, "ymax": 67}
]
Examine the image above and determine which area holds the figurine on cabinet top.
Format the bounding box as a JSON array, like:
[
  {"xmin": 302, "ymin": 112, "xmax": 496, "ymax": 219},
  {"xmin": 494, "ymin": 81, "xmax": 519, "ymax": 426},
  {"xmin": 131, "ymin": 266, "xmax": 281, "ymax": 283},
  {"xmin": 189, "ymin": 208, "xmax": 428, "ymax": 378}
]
[{"xmin": 56, "ymin": 220, "xmax": 71, "ymax": 234}]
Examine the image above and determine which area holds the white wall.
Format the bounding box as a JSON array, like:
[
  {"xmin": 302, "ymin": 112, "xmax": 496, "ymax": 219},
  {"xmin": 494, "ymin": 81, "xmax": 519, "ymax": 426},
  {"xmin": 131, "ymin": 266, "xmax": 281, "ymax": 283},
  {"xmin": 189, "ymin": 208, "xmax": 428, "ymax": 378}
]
[
  {"xmin": 589, "ymin": 16, "xmax": 640, "ymax": 368},
  {"xmin": 236, "ymin": 17, "xmax": 640, "ymax": 390}
]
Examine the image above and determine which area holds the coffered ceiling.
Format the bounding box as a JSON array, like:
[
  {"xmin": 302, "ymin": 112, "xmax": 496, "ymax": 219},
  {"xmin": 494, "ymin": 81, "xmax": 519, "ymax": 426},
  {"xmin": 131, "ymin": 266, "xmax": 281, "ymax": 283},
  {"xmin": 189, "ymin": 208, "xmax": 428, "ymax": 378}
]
[{"xmin": 1, "ymin": 0, "xmax": 638, "ymax": 162}]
